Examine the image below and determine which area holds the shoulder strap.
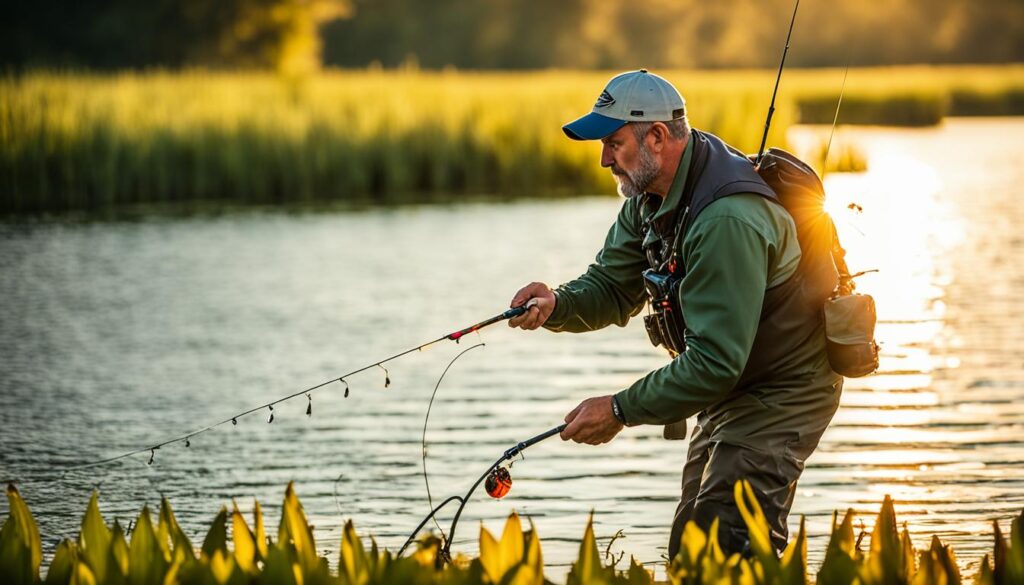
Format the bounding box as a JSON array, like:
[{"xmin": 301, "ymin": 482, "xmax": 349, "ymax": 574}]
[{"xmin": 664, "ymin": 130, "xmax": 709, "ymax": 273}]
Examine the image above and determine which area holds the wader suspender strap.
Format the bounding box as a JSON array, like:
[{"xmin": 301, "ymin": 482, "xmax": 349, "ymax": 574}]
[{"xmin": 660, "ymin": 132, "xmax": 709, "ymax": 274}]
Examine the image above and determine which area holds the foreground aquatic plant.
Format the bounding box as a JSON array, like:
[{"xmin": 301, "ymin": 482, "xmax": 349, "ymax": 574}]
[{"xmin": 1, "ymin": 481, "xmax": 1022, "ymax": 584}]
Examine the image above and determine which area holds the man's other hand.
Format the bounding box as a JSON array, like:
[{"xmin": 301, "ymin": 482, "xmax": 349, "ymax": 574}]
[
  {"xmin": 508, "ymin": 282, "xmax": 555, "ymax": 330},
  {"xmin": 560, "ymin": 395, "xmax": 624, "ymax": 445}
]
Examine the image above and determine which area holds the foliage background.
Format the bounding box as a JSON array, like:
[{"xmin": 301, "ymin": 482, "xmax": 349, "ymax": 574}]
[{"xmin": 3, "ymin": 0, "xmax": 1024, "ymax": 73}]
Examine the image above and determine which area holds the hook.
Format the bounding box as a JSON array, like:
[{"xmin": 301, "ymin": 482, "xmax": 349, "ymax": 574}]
[
  {"xmin": 147, "ymin": 448, "xmax": 157, "ymax": 465},
  {"xmin": 306, "ymin": 394, "xmax": 312, "ymax": 416},
  {"xmin": 268, "ymin": 405, "xmax": 274, "ymax": 423},
  {"xmin": 379, "ymin": 364, "xmax": 391, "ymax": 388},
  {"xmin": 185, "ymin": 437, "xmax": 191, "ymax": 448},
  {"xmin": 232, "ymin": 417, "xmax": 238, "ymax": 426},
  {"xmin": 339, "ymin": 377, "xmax": 350, "ymax": 398}
]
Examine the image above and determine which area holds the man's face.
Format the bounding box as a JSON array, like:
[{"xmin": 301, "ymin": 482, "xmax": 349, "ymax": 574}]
[{"xmin": 601, "ymin": 124, "xmax": 660, "ymax": 199}]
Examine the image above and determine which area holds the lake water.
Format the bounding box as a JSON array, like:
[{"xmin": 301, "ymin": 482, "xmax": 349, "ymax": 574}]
[{"xmin": 1, "ymin": 118, "xmax": 1022, "ymax": 578}]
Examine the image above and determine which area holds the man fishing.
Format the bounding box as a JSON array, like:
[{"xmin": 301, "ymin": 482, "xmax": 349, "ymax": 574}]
[{"xmin": 507, "ymin": 70, "xmax": 843, "ymax": 558}]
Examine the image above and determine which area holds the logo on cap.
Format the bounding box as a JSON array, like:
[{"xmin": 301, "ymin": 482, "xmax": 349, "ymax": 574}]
[{"xmin": 594, "ymin": 90, "xmax": 615, "ymax": 108}]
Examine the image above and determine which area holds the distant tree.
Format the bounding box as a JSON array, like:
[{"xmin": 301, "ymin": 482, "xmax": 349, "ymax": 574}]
[{"xmin": 1, "ymin": 0, "xmax": 349, "ymax": 73}]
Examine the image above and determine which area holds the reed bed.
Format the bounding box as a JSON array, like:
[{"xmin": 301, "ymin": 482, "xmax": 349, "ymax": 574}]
[{"xmin": 1, "ymin": 66, "xmax": 1021, "ymax": 213}]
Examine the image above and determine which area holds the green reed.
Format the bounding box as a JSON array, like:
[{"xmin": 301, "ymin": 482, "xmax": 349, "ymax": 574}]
[{"xmin": 1, "ymin": 66, "xmax": 1021, "ymax": 213}]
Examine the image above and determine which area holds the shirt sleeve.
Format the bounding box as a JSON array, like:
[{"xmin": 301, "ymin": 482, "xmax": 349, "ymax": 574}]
[
  {"xmin": 543, "ymin": 200, "xmax": 649, "ymax": 333},
  {"xmin": 615, "ymin": 214, "xmax": 773, "ymax": 425}
]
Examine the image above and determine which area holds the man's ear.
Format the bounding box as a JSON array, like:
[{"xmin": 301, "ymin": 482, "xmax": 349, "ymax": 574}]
[{"xmin": 647, "ymin": 122, "xmax": 671, "ymax": 152}]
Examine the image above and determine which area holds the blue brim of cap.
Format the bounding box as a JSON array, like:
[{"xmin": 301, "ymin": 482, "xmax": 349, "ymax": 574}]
[{"xmin": 562, "ymin": 112, "xmax": 626, "ymax": 141}]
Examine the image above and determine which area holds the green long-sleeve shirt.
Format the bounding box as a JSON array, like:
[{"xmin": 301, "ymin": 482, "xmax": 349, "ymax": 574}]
[{"xmin": 544, "ymin": 138, "xmax": 801, "ymax": 425}]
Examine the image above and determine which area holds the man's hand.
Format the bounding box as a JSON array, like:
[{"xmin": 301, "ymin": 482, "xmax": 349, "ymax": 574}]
[
  {"xmin": 508, "ymin": 282, "xmax": 556, "ymax": 330},
  {"xmin": 560, "ymin": 395, "xmax": 624, "ymax": 445}
]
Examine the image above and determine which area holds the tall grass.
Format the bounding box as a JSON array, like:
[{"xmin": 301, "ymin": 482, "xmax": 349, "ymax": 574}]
[{"xmin": 1, "ymin": 66, "xmax": 1021, "ymax": 213}]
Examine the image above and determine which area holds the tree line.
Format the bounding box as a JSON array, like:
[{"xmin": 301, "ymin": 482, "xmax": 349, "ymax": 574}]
[{"xmin": 3, "ymin": 0, "xmax": 1022, "ymax": 71}]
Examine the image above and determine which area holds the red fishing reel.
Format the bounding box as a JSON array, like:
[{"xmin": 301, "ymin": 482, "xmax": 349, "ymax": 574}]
[{"xmin": 485, "ymin": 467, "xmax": 512, "ymax": 499}]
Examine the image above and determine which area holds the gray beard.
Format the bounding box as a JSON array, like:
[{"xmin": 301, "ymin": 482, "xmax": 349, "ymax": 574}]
[{"xmin": 613, "ymin": 143, "xmax": 660, "ymax": 199}]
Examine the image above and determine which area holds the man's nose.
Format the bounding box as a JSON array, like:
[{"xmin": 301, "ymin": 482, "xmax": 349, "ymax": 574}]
[{"xmin": 600, "ymin": 144, "xmax": 614, "ymax": 168}]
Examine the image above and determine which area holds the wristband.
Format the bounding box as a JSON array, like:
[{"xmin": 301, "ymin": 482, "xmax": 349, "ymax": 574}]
[{"xmin": 611, "ymin": 395, "xmax": 627, "ymax": 424}]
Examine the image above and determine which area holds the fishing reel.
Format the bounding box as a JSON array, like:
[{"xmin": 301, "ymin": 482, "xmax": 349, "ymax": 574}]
[{"xmin": 485, "ymin": 466, "xmax": 512, "ymax": 499}]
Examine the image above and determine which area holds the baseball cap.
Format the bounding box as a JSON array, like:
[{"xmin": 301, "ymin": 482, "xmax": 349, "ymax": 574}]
[{"xmin": 562, "ymin": 69, "xmax": 686, "ymax": 141}]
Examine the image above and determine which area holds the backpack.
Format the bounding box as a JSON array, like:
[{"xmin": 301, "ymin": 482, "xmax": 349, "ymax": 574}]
[{"xmin": 753, "ymin": 148, "xmax": 879, "ymax": 377}]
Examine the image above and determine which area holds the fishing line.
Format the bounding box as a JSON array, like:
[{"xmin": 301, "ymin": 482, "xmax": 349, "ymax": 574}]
[
  {"xmin": 61, "ymin": 306, "xmax": 528, "ymax": 471},
  {"xmin": 421, "ymin": 342, "xmax": 486, "ymax": 541}
]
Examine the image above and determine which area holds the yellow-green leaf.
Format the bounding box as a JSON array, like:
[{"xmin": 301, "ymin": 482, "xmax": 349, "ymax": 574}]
[
  {"xmin": 817, "ymin": 511, "xmax": 857, "ymax": 585},
  {"xmin": 78, "ymin": 491, "xmax": 111, "ymax": 583},
  {"xmin": 1, "ymin": 483, "xmax": 42, "ymax": 584},
  {"xmin": 734, "ymin": 479, "xmax": 780, "ymax": 579},
  {"xmin": 208, "ymin": 549, "xmax": 235, "ymax": 585},
  {"xmin": 44, "ymin": 540, "xmax": 78, "ymax": 585},
  {"xmin": 230, "ymin": 501, "xmax": 256, "ymax": 574},
  {"xmin": 974, "ymin": 553, "xmax": 994, "ymax": 585},
  {"xmin": 158, "ymin": 497, "xmax": 191, "ymax": 564},
  {"xmin": 567, "ymin": 513, "xmax": 606, "ymax": 585},
  {"xmin": 278, "ymin": 482, "xmax": 318, "ymax": 574},
  {"xmin": 129, "ymin": 505, "xmax": 170, "ymax": 585},
  {"xmin": 338, "ymin": 519, "xmax": 368, "ymax": 585},
  {"xmin": 479, "ymin": 524, "xmax": 502, "ymax": 583},
  {"xmin": 253, "ymin": 499, "xmax": 268, "ymax": 560},
  {"xmin": 110, "ymin": 520, "xmax": 130, "ymax": 579},
  {"xmin": 70, "ymin": 561, "xmax": 97, "ymax": 585},
  {"xmin": 780, "ymin": 516, "xmax": 807, "ymax": 585},
  {"xmin": 201, "ymin": 507, "xmax": 228, "ymax": 559}
]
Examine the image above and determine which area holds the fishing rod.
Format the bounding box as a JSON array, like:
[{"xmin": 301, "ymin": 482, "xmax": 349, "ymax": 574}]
[
  {"xmin": 62, "ymin": 305, "xmax": 530, "ymax": 471},
  {"xmin": 754, "ymin": 0, "xmax": 801, "ymax": 168},
  {"xmin": 398, "ymin": 423, "xmax": 567, "ymax": 563}
]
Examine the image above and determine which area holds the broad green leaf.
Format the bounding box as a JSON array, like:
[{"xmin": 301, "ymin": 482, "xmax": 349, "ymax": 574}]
[
  {"xmin": 817, "ymin": 511, "xmax": 857, "ymax": 585},
  {"xmin": 128, "ymin": 505, "xmax": 169, "ymax": 585},
  {"xmin": 683, "ymin": 520, "xmax": 707, "ymax": 566},
  {"xmin": 865, "ymin": 495, "xmax": 904, "ymax": 583},
  {"xmin": 902, "ymin": 524, "xmax": 918, "ymax": 582},
  {"xmin": 1, "ymin": 483, "xmax": 42, "ymax": 584},
  {"xmin": 338, "ymin": 520, "xmax": 369, "ymax": 585},
  {"xmin": 70, "ymin": 562, "xmax": 97, "ymax": 585},
  {"xmin": 208, "ymin": 549, "xmax": 235, "ymax": 585},
  {"xmin": 479, "ymin": 524, "xmax": 502, "ymax": 583},
  {"xmin": 993, "ymin": 519, "xmax": 1007, "ymax": 584},
  {"xmin": 253, "ymin": 499, "xmax": 268, "ymax": 560},
  {"xmin": 500, "ymin": 513, "xmax": 525, "ymax": 568},
  {"xmin": 480, "ymin": 512, "xmax": 527, "ymax": 583},
  {"xmin": 1007, "ymin": 511, "xmax": 1024, "ymax": 584},
  {"xmin": 231, "ymin": 501, "xmax": 257, "ymax": 574},
  {"xmin": 260, "ymin": 546, "xmax": 299, "ymax": 585},
  {"xmin": 201, "ymin": 508, "xmax": 228, "ymax": 559},
  {"xmin": 110, "ymin": 520, "xmax": 130, "ymax": 580},
  {"xmin": 278, "ymin": 482, "xmax": 318, "ymax": 575},
  {"xmin": 973, "ymin": 554, "xmax": 994, "ymax": 585},
  {"xmin": 779, "ymin": 516, "xmax": 807, "ymax": 585},
  {"xmin": 567, "ymin": 513, "xmax": 606, "ymax": 585},
  {"xmin": 929, "ymin": 535, "xmax": 961, "ymax": 585},
  {"xmin": 158, "ymin": 497, "xmax": 191, "ymax": 564},
  {"xmin": 626, "ymin": 556, "xmax": 652, "ymax": 585},
  {"xmin": 77, "ymin": 491, "xmax": 111, "ymax": 583},
  {"xmin": 44, "ymin": 540, "xmax": 78, "ymax": 585},
  {"xmin": 911, "ymin": 549, "xmax": 947, "ymax": 585},
  {"xmin": 733, "ymin": 479, "xmax": 780, "ymax": 579},
  {"xmin": 523, "ymin": 519, "xmax": 543, "ymax": 585}
]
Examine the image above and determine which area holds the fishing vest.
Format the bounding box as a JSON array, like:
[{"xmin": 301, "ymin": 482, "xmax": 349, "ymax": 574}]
[{"xmin": 639, "ymin": 129, "xmax": 836, "ymax": 396}]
